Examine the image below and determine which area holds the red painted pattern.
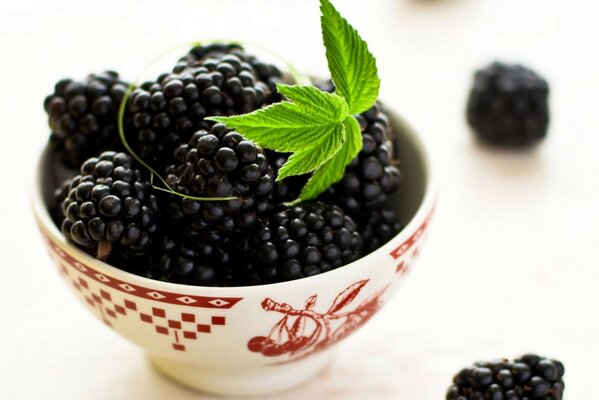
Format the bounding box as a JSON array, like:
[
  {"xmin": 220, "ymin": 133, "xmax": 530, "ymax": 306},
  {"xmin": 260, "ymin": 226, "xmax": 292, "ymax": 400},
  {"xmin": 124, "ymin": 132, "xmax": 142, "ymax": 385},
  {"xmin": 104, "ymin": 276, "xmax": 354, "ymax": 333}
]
[
  {"xmin": 389, "ymin": 207, "xmax": 435, "ymax": 261},
  {"xmin": 41, "ymin": 233, "xmax": 242, "ymax": 309},
  {"xmin": 61, "ymin": 266, "xmax": 230, "ymax": 352},
  {"xmin": 40, "ymin": 231, "xmax": 243, "ymax": 352},
  {"xmin": 248, "ymin": 280, "xmax": 387, "ymax": 363}
]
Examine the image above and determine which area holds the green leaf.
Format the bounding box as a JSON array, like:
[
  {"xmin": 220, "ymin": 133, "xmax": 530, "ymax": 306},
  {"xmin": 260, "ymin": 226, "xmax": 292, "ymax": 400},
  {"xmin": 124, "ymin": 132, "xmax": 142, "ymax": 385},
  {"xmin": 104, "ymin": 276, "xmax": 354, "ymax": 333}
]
[
  {"xmin": 208, "ymin": 84, "xmax": 348, "ymax": 154},
  {"xmin": 208, "ymin": 0, "xmax": 383, "ymax": 202},
  {"xmin": 320, "ymin": 0, "xmax": 380, "ymax": 114},
  {"xmin": 209, "ymin": 84, "xmax": 349, "ymax": 179},
  {"xmin": 277, "ymin": 121, "xmax": 345, "ymax": 180},
  {"xmin": 293, "ymin": 116, "xmax": 362, "ymax": 203},
  {"xmin": 276, "ymin": 84, "xmax": 346, "ymax": 116}
]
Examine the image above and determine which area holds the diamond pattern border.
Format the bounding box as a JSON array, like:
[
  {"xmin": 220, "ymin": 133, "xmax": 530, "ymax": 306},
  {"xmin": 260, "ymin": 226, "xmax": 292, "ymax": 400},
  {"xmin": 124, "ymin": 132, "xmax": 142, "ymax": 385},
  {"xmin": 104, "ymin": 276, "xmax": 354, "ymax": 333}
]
[
  {"xmin": 41, "ymin": 233, "xmax": 243, "ymax": 309},
  {"xmin": 59, "ymin": 266, "xmax": 231, "ymax": 352}
]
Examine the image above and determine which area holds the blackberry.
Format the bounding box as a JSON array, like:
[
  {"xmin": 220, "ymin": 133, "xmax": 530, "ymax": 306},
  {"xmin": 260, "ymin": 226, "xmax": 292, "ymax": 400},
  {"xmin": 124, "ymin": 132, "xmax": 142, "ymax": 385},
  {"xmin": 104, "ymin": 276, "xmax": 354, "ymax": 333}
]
[
  {"xmin": 44, "ymin": 71, "xmax": 129, "ymax": 168},
  {"xmin": 59, "ymin": 151, "xmax": 159, "ymax": 265},
  {"xmin": 163, "ymin": 123, "xmax": 274, "ymax": 247},
  {"xmin": 174, "ymin": 43, "xmax": 283, "ymax": 103},
  {"xmin": 235, "ymin": 202, "xmax": 363, "ymax": 285},
  {"xmin": 127, "ymin": 44, "xmax": 281, "ymax": 168},
  {"xmin": 447, "ymin": 354, "xmax": 565, "ymax": 400},
  {"xmin": 360, "ymin": 208, "xmax": 402, "ymax": 253},
  {"xmin": 467, "ymin": 62, "xmax": 550, "ymax": 147},
  {"xmin": 140, "ymin": 235, "xmax": 231, "ymax": 286}
]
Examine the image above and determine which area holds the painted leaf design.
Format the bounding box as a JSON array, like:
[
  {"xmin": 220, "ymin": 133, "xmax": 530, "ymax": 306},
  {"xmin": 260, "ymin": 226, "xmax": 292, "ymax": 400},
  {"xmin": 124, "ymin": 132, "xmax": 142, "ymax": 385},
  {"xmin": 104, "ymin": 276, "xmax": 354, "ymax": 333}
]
[
  {"xmin": 305, "ymin": 294, "xmax": 317, "ymax": 310},
  {"xmin": 290, "ymin": 316, "xmax": 306, "ymax": 339},
  {"xmin": 327, "ymin": 280, "xmax": 369, "ymax": 314}
]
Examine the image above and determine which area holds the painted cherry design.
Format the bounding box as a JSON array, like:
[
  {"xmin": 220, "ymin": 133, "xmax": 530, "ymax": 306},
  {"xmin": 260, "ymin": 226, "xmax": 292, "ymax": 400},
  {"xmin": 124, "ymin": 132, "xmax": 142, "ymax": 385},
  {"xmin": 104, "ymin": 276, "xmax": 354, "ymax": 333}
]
[{"xmin": 248, "ymin": 280, "xmax": 388, "ymax": 361}]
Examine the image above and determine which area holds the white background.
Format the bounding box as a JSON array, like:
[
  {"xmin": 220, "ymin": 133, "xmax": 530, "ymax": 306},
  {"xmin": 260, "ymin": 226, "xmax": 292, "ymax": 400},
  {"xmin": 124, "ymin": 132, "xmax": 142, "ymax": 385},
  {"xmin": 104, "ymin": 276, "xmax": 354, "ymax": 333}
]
[{"xmin": 1, "ymin": 0, "xmax": 598, "ymax": 398}]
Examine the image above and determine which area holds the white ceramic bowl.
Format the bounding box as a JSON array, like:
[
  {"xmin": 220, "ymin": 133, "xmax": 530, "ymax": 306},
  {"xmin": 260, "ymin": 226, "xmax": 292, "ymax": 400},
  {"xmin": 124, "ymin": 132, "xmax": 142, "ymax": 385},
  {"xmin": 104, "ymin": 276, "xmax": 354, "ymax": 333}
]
[{"xmin": 32, "ymin": 109, "xmax": 436, "ymax": 397}]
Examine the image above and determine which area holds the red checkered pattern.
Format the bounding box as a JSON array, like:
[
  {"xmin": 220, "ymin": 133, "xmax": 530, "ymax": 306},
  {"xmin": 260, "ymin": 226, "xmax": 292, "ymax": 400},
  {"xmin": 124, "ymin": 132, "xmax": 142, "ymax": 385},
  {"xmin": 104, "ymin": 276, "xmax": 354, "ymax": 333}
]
[
  {"xmin": 43, "ymin": 234, "xmax": 243, "ymax": 353},
  {"xmin": 64, "ymin": 269, "xmax": 231, "ymax": 351}
]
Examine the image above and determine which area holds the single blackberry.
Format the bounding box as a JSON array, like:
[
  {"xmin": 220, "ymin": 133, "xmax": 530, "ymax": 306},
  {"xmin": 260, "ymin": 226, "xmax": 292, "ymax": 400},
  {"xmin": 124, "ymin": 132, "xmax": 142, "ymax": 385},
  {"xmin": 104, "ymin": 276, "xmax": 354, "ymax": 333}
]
[
  {"xmin": 467, "ymin": 61, "xmax": 550, "ymax": 147},
  {"xmin": 360, "ymin": 208, "xmax": 402, "ymax": 253},
  {"xmin": 59, "ymin": 151, "xmax": 159, "ymax": 266},
  {"xmin": 44, "ymin": 71, "xmax": 129, "ymax": 168},
  {"xmin": 174, "ymin": 43, "xmax": 283, "ymax": 104},
  {"xmin": 235, "ymin": 202, "xmax": 363, "ymax": 285},
  {"xmin": 447, "ymin": 354, "xmax": 565, "ymax": 400},
  {"xmin": 127, "ymin": 44, "xmax": 280, "ymax": 168},
  {"xmin": 139, "ymin": 235, "xmax": 231, "ymax": 286},
  {"xmin": 163, "ymin": 123, "xmax": 274, "ymax": 247}
]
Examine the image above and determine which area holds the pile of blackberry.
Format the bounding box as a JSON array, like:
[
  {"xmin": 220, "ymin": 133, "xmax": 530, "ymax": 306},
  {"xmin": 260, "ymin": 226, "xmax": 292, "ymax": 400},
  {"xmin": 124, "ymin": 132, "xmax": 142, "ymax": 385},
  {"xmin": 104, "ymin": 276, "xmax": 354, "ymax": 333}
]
[
  {"xmin": 127, "ymin": 43, "xmax": 283, "ymax": 169},
  {"xmin": 46, "ymin": 45, "xmax": 403, "ymax": 287},
  {"xmin": 466, "ymin": 62, "xmax": 550, "ymax": 147},
  {"xmin": 447, "ymin": 354, "xmax": 565, "ymax": 399}
]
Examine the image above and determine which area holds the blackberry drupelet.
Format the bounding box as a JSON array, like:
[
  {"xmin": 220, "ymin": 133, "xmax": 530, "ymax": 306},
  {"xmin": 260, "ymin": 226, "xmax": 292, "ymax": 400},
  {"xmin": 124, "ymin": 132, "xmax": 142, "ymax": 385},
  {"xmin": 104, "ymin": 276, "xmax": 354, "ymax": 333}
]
[
  {"xmin": 175, "ymin": 43, "xmax": 283, "ymax": 103},
  {"xmin": 235, "ymin": 202, "xmax": 363, "ymax": 285},
  {"xmin": 44, "ymin": 71, "xmax": 129, "ymax": 169},
  {"xmin": 467, "ymin": 62, "xmax": 550, "ymax": 147},
  {"xmin": 140, "ymin": 235, "xmax": 231, "ymax": 286},
  {"xmin": 127, "ymin": 44, "xmax": 281, "ymax": 168},
  {"xmin": 360, "ymin": 208, "xmax": 402, "ymax": 253},
  {"xmin": 163, "ymin": 123, "xmax": 274, "ymax": 247},
  {"xmin": 59, "ymin": 151, "xmax": 159, "ymax": 266},
  {"xmin": 447, "ymin": 354, "xmax": 565, "ymax": 400}
]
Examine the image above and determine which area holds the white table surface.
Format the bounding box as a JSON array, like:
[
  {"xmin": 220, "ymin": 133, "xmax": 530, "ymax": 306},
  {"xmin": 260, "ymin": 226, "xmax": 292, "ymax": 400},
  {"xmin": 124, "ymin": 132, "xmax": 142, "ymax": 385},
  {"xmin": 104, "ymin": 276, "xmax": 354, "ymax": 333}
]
[{"xmin": 1, "ymin": 0, "xmax": 598, "ymax": 398}]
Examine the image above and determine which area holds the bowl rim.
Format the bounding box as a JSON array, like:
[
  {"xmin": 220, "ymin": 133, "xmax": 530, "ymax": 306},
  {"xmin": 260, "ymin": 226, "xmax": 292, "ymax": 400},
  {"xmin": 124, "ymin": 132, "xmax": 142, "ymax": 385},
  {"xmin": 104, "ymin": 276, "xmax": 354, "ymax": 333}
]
[{"xmin": 32, "ymin": 109, "xmax": 437, "ymax": 295}]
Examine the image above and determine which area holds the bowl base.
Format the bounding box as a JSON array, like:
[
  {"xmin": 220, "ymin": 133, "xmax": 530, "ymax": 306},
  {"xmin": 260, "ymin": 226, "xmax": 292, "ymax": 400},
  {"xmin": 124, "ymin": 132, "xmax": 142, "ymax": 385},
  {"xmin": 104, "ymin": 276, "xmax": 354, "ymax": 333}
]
[{"xmin": 148, "ymin": 351, "xmax": 333, "ymax": 397}]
